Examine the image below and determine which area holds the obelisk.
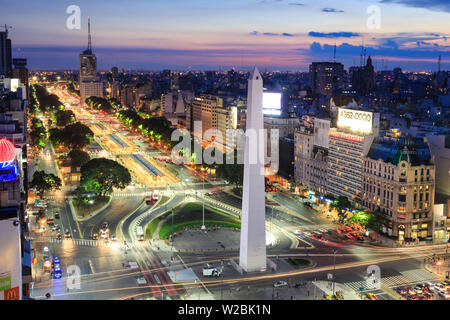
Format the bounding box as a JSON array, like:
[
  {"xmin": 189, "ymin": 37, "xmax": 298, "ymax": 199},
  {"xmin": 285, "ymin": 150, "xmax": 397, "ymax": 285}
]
[{"xmin": 239, "ymin": 67, "xmax": 266, "ymax": 272}]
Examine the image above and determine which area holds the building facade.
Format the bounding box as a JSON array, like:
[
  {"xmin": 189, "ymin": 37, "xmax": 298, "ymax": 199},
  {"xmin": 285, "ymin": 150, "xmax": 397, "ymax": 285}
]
[
  {"xmin": 363, "ymin": 136, "xmax": 435, "ymax": 242},
  {"xmin": 327, "ymin": 108, "xmax": 379, "ymax": 203}
]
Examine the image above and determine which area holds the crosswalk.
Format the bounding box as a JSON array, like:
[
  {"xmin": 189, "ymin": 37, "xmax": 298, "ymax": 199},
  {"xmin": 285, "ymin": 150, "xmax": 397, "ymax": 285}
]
[
  {"xmin": 47, "ymin": 237, "xmax": 152, "ymax": 251},
  {"xmin": 343, "ymin": 269, "xmax": 441, "ymax": 292}
]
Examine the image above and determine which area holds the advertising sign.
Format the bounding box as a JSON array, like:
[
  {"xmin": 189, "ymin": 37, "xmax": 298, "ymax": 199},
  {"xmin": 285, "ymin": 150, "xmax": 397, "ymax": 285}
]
[
  {"xmin": 263, "ymin": 92, "xmax": 281, "ymax": 116},
  {"xmin": 337, "ymin": 108, "xmax": 373, "ymax": 134},
  {"xmin": 0, "ymin": 273, "xmax": 11, "ymax": 291},
  {"xmin": 4, "ymin": 286, "xmax": 19, "ymax": 300}
]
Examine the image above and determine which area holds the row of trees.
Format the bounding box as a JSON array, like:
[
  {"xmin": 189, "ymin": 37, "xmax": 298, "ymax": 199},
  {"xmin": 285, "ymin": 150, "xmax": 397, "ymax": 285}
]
[
  {"xmin": 86, "ymin": 96, "xmax": 116, "ymax": 114},
  {"xmin": 49, "ymin": 122, "xmax": 94, "ymax": 150},
  {"xmin": 29, "ymin": 117, "xmax": 47, "ymax": 149}
]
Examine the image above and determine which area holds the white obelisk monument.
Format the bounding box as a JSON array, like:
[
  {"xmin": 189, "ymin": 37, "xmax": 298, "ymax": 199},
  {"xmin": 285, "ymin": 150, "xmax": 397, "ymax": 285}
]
[{"xmin": 239, "ymin": 67, "xmax": 266, "ymax": 272}]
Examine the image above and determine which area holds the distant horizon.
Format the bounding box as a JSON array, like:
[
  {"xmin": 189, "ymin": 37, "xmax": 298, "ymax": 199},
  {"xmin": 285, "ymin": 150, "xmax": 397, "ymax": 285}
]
[{"xmin": 4, "ymin": 0, "xmax": 449, "ymax": 72}]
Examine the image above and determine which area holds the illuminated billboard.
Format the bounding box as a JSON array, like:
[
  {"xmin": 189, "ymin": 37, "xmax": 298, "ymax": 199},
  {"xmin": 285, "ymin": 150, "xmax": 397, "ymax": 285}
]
[
  {"xmin": 263, "ymin": 92, "xmax": 281, "ymax": 116},
  {"xmin": 337, "ymin": 108, "xmax": 373, "ymax": 134}
]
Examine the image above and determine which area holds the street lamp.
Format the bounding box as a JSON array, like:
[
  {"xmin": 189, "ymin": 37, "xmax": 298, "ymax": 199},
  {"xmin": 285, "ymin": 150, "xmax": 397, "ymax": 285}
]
[
  {"xmin": 332, "ymin": 249, "xmax": 337, "ymax": 297},
  {"xmin": 201, "ymin": 173, "xmax": 205, "ymax": 230}
]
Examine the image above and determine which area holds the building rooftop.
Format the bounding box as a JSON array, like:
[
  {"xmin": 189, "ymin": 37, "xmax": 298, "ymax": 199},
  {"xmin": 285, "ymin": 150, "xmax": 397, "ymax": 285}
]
[{"xmin": 367, "ymin": 136, "xmax": 432, "ymax": 166}]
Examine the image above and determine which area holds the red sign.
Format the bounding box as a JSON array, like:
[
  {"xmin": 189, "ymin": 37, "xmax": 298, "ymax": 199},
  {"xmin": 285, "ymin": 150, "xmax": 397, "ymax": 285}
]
[
  {"xmin": 329, "ymin": 131, "xmax": 363, "ymax": 143},
  {"xmin": 4, "ymin": 286, "xmax": 19, "ymax": 300},
  {"xmin": 397, "ymin": 214, "xmax": 407, "ymax": 219}
]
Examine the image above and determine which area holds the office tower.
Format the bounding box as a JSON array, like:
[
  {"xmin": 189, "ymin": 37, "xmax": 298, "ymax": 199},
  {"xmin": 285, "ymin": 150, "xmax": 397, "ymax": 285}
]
[
  {"xmin": 327, "ymin": 108, "xmax": 379, "ymax": 203},
  {"xmin": 79, "ymin": 19, "xmax": 103, "ymax": 105},
  {"xmin": 239, "ymin": 67, "xmax": 266, "ymax": 273},
  {"xmin": 12, "ymin": 59, "xmax": 29, "ymax": 88},
  {"xmin": 0, "ymin": 28, "xmax": 13, "ymax": 78},
  {"xmin": 309, "ymin": 62, "xmax": 344, "ymax": 96}
]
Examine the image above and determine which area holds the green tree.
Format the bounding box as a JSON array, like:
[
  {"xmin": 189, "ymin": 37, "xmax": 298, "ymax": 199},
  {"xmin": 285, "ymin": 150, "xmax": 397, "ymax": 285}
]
[
  {"xmin": 80, "ymin": 158, "xmax": 131, "ymax": 197},
  {"xmin": 329, "ymin": 196, "xmax": 352, "ymax": 223},
  {"xmin": 55, "ymin": 109, "xmax": 76, "ymax": 127},
  {"xmin": 60, "ymin": 122, "xmax": 94, "ymax": 149},
  {"xmin": 68, "ymin": 149, "xmax": 90, "ymax": 167},
  {"xmin": 30, "ymin": 170, "xmax": 62, "ymax": 196}
]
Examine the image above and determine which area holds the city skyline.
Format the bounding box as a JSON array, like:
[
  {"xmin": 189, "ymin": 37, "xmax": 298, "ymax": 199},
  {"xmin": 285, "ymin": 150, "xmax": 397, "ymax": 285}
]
[{"xmin": 2, "ymin": 0, "xmax": 449, "ymax": 71}]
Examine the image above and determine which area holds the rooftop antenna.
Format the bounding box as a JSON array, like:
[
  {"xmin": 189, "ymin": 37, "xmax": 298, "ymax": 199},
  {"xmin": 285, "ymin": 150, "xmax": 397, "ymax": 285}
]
[
  {"xmin": 87, "ymin": 17, "xmax": 92, "ymax": 53},
  {"xmin": 363, "ymin": 47, "xmax": 367, "ymax": 66},
  {"xmin": 333, "ymin": 43, "xmax": 336, "ymax": 62},
  {"xmin": 438, "ymin": 55, "xmax": 441, "ymax": 74},
  {"xmin": 1, "ymin": 24, "xmax": 12, "ymax": 37}
]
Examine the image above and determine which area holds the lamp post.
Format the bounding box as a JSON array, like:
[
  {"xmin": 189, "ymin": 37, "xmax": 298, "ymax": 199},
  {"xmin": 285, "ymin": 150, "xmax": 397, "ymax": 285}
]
[
  {"xmin": 201, "ymin": 173, "xmax": 205, "ymax": 230},
  {"xmin": 332, "ymin": 249, "xmax": 337, "ymax": 297}
]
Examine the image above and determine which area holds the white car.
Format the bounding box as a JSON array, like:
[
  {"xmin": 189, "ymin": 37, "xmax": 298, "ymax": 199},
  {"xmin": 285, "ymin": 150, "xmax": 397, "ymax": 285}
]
[{"xmin": 273, "ymin": 281, "xmax": 288, "ymax": 288}]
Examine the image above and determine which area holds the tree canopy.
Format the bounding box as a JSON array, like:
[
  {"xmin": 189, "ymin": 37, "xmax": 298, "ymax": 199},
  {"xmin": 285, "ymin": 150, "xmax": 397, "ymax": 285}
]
[
  {"xmin": 68, "ymin": 149, "xmax": 90, "ymax": 167},
  {"xmin": 55, "ymin": 109, "xmax": 76, "ymax": 127},
  {"xmin": 30, "ymin": 170, "xmax": 62, "ymax": 196},
  {"xmin": 329, "ymin": 196, "xmax": 352, "ymax": 223},
  {"xmin": 80, "ymin": 158, "xmax": 131, "ymax": 197},
  {"xmin": 49, "ymin": 122, "xmax": 94, "ymax": 149}
]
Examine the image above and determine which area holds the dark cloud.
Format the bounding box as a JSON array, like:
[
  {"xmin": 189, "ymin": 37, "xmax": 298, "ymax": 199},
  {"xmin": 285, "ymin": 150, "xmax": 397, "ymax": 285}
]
[
  {"xmin": 308, "ymin": 41, "xmax": 449, "ymax": 62},
  {"xmin": 322, "ymin": 8, "xmax": 344, "ymax": 13},
  {"xmin": 250, "ymin": 31, "xmax": 296, "ymax": 37},
  {"xmin": 379, "ymin": 0, "xmax": 450, "ymax": 13},
  {"xmin": 308, "ymin": 31, "xmax": 360, "ymax": 38}
]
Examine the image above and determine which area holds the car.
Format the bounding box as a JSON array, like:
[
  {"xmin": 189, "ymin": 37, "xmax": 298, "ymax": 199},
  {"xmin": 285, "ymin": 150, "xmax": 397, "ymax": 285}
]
[
  {"xmin": 102, "ymin": 222, "xmax": 109, "ymax": 230},
  {"xmin": 438, "ymin": 291, "xmax": 450, "ymax": 300},
  {"xmin": 408, "ymin": 288, "xmax": 417, "ymax": 295},
  {"xmin": 52, "ymin": 267, "xmax": 62, "ymax": 279},
  {"xmin": 92, "ymin": 233, "xmax": 99, "ymax": 240},
  {"xmin": 414, "ymin": 286, "xmax": 423, "ymax": 294},
  {"xmin": 110, "ymin": 235, "xmax": 117, "ymax": 241},
  {"xmin": 397, "ymin": 287, "xmax": 408, "ymax": 295},
  {"xmin": 56, "ymin": 233, "xmax": 62, "ymax": 240},
  {"xmin": 54, "ymin": 212, "xmax": 60, "ymax": 219},
  {"xmin": 47, "ymin": 218, "xmax": 54, "ymax": 225},
  {"xmin": 366, "ymin": 292, "xmax": 378, "ymax": 300},
  {"xmin": 273, "ymin": 281, "xmax": 288, "ymax": 288},
  {"xmin": 65, "ymin": 230, "xmax": 72, "ymax": 238},
  {"xmin": 51, "ymin": 224, "xmax": 58, "ymax": 231}
]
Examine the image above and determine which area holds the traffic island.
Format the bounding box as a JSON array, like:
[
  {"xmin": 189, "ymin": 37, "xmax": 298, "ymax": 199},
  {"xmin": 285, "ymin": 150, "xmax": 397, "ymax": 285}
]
[{"xmin": 71, "ymin": 195, "xmax": 111, "ymax": 220}]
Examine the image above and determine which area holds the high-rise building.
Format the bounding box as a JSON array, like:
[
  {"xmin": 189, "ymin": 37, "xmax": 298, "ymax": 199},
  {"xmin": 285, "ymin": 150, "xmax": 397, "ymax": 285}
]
[
  {"xmin": 79, "ymin": 19, "xmax": 103, "ymax": 105},
  {"xmin": 363, "ymin": 136, "xmax": 435, "ymax": 242},
  {"xmin": 0, "ymin": 78, "xmax": 31, "ymax": 299},
  {"xmin": 12, "ymin": 59, "xmax": 29, "ymax": 89},
  {"xmin": 350, "ymin": 56, "xmax": 375, "ymax": 96},
  {"xmin": 310, "ymin": 62, "xmax": 344, "ymax": 97},
  {"xmin": 327, "ymin": 108, "xmax": 380, "ymax": 203},
  {"xmin": 0, "ymin": 28, "xmax": 12, "ymax": 78}
]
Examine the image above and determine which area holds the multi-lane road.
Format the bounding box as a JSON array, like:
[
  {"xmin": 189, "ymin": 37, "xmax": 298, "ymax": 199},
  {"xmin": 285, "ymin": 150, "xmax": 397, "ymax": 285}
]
[{"xmin": 29, "ymin": 83, "xmax": 448, "ymax": 300}]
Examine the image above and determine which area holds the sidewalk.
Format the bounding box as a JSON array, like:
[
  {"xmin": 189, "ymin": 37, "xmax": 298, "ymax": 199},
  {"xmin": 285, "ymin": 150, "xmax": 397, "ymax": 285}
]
[{"xmin": 313, "ymin": 280, "xmax": 363, "ymax": 300}]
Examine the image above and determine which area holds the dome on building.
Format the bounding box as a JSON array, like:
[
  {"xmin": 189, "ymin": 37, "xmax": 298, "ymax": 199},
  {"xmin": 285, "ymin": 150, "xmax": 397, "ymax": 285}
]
[{"xmin": 0, "ymin": 139, "xmax": 17, "ymax": 164}]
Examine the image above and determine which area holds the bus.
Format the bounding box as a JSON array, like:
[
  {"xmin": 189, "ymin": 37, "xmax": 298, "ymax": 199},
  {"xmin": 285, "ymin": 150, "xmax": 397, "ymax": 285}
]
[
  {"xmin": 152, "ymin": 190, "xmax": 160, "ymax": 202},
  {"xmin": 136, "ymin": 226, "xmax": 144, "ymax": 241},
  {"xmin": 145, "ymin": 191, "xmax": 153, "ymax": 205}
]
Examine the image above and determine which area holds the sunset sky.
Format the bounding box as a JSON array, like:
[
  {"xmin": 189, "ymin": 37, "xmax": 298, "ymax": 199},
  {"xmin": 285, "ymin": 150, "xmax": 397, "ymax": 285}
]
[{"xmin": 3, "ymin": 0, "xmax": 450, "ymax": 71}]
